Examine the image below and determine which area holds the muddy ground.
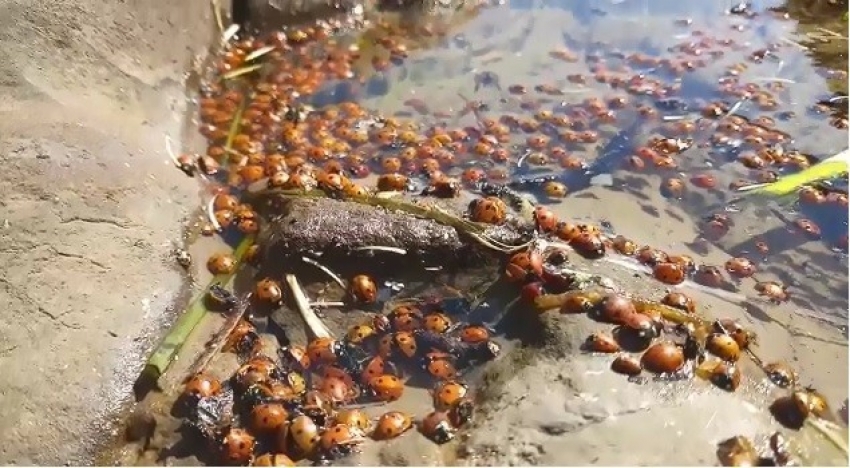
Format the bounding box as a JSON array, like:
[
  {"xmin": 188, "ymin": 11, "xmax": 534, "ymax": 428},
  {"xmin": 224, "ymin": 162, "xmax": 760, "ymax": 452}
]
[{"xmin": 0, "ymin": 0, "xmax": 847, "ymax": 466}]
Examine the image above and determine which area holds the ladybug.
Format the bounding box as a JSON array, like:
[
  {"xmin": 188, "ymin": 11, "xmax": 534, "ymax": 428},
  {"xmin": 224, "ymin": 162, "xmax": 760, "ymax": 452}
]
[
  {"xmin": 206, "ymin": 283, "xmax": 240, "ymax": 311},
  {"xmin": 555, "ymin": 222, "xmax": 581, "ymax": 242},
  {"xmin": 367, "ymin": 374, "xmax": 405, "ymax": 402},
  {"xmin": 504, "ymin": 250, "xmax": 544, "ymax": 283},
  {"xmin": 319, "ymin": 424, "xmax": 365, "ymax": 459},
  {"xmin": 183, "ymin": 373, "xmax": 222, "ymax": 401},
  {"xmin": 218, "ymin": 427, "xmax": 256, "ymax": 466},
  {"xmin": 793, "ymin": 218, "xmax": 822, "ymax": 240},
  {"xmin": 278, "ymin": 345, "xmax": 311, "ymax": 372},
  {"xmin": 469, "ymin": 196, "xmax": 507, "ymax": 224},
  {"xmin": 225, "ymin": 320, "xmax": 259, "ymax": 355},
  {"xmin": 207, "ymin": 252, "xmax": 237, "ymax": 275},
  {"xmin": 277, "ymin": 415, "xmax": 320, "ymax": 461},
  {"xmin": 448, "ymin": 397, "xmax": 475, "ymax": 427},
  {"xmin": 254, "ymin": 278, "xmax": 284, "ymax": 306},
  {"xmin": 661, "ymin": 292, "xmax": 696, "ymax": 314},
  {"xmin": 432, "ymin": 380, "xmax": 469, "ymax": 411},
  {"xmin": 668, "ymin": 254, "xmax": 696, "ymax": 275},
  {"xmin": 419, "ymin": 411, "xmax": 456, "ymax": 445},
  {"xmin": 653, "ymin": 262, "xmax": 686, "ymax": 285},
  {"xmin": 694, "ymin": 265, "xmax": 725, "ymax": 288},
  {"xmin": 377, "ymin": 173, "xmax": 410, "ymax": 191},
  {"xmin": 635, "ymin": 246, "xmax": 668, "ymax": 266},
  {"xmin": 359, "ymin": 355, "xmax": 396, "ymax": 385},
  {"xmin": 387, "ymin": 305, "xmax": 423, "ymax": 331},
  {"xmin": 423, "ymin": 351, "xmax": 458, "ymax": 381},
  {"xmin": 316, "ymin": 376, "xmax": 359, "ymax": 405},
  {"xmin": 345, "ymin": 323, "xmax": 377, "ymax": 346},
  {"xmin": 250, "ymin": 403, "xmax": 289, "ymax": 434},
  {"xmin": 301, "ymin": 391, "xmax": 334, "ymax": 424},
  {"xmin": 320, "ymin": 365, "xmax": 356, "ymax": 389},
  {"xmin": 422, "ymin": 179, "xmax": 462, "ymax": 198},
  {"xmin": 370, "ymin": 313, "xmax": 392, "ymax": 333},
  {"xmin": 307, "ymin": 337, "xmax": 339, "ymax": 367},
  {"xmin": 724, "ymin": 257, "xmax": 757, "ymax": 279},
  {"xmin": 378, "ymin": 331, "xmax": 418, "ymax": 360},
  {"xmin": 755, "ymin": 281, "xmax": 789, "ymax": 303},
  {"xmin": 235, "ymin": 356, "xmax": 278, "ymax": 390},
  {"xmin": 372, "ymin": 411, "xmax": 414, "ymax": 440},
  {"xmin": 542, "ymin": 181, "xmax": 568, "ymax": 199},
  {"xmin": 252, "ymin": 454, "xmax": 295, "ymax": 467},
  {"xmin": 334, "ymin": 409, "xmax": 372, "ymax": 433},
  {"xmin": 348, "ymin": 274, "xmax": 378, "ymax": 304},
  {"xmin": 570, "ymin": 232, "xmax": 606, "ymax": 259},
  {"xmin": 423, "ymin": 312, "xmax": 452, "ymax": 334},
  {"xmin": 611, "ymin": 235, "xmax": 637, "ymax": 256},
  {"xmin": 560, "ymin": 292, "xmax": 597, "ymax": 314},
  {"xmin": 533, "ymin": 206, "xmax": 558, "ymax": 232},
  {"xmin": 458, "ymin": 324, "xmax": 491, "ymax": 344}
]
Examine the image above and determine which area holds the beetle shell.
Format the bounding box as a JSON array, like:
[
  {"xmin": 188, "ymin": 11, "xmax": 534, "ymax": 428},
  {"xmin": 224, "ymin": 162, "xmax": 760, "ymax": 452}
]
[
  {"xmin": 372, "ymin": 411, "xmax": 414, "ymax": 440},
  {"xmin": 255, "ymin": 278, "xmax": 284, "ymax": 305},
  {"xmin": 334, "ymin": 409, "xmax": 373, "ymax": 433},
  {"xmin": 706, "ymin": 333, "xmax": 741, "ymax": 362},
  {"xmin": 469, "ymin": 196, "xmax": 508, "ymax": 224},
  {"xmin": 584, "ymin": 332, "xmax": 620, "ymax": 353},
  {"xmin": 764, "ymin": 361, "xmax": 797, "ymax": 388},
  {"xmin": 250, "ymin": 403, "xmax": 289, "ymax": 434},
  {"xmin": 349, "ymin": 274, "xmax": 378, "ymax": 304},
  {"xmin": 219, "ymin": 428, "xmax": 256, "ymax": 466},
  {"xmin": 183, "ymin": 373, "xmax": 222, "ymax": 400},
  {"xmin": 504, "ymin": 250, "xmax": 544, "ymax": 283},
  {"xmin": 611, "ymin": 355, "xmax": 642, "ymax": 376},
  {"xmin": 368, "ymin": 374, "xmax": 405, "ymax": 402},
  {"xmin": 653, "ymin": 262, "xmax": 686, "ymax": 285},
  {"xmin": 661, "ymin": 292, "xmax": 696, "ymax": 314},
  {"xmin": 641, "ymin": 342, "xmax": 685, "ymax": 374},
  {"xmin": 432, "ymin": 380, "xmax": 469, "ymax": 411},
  {"xmin": 207, "ymin": 253, "xmax": 237, "ymax": 275},
  {"xmin": 419, "ymin": 411, "xmax": 457, "ymax": 445},
  {"xmin": 319, "ymin": 424, "xmax": 364, "ymax": 453},
  {"xmin": 278, "ymin": 415, "xmax": 320, "ymax": 460},
  {"xmin": 599, "ymin": 294, "xmax": 637, "ymax": 324}
]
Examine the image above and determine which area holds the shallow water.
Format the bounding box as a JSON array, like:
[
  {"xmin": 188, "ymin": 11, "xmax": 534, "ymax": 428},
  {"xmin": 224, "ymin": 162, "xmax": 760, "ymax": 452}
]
[{"xmin": 324, "ymin": 0, "xmax": 848, "ymax": 326}]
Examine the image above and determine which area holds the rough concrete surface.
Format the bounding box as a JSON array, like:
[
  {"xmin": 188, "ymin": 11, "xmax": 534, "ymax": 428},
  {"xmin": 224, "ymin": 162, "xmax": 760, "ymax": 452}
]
[{"xmin": 0, "ymin": 0, "xmax": 221, "ymax": 464}]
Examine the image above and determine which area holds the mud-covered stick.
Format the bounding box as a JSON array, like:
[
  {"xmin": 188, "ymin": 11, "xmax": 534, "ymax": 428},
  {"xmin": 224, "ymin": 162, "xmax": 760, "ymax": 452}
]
[
  {"xmin": 184, "ymin": 292, "xmax": 253, "ymax": 380},
  {"xmin": 285, "ymin": 274, "xmax": 335, "ymax": 340}
]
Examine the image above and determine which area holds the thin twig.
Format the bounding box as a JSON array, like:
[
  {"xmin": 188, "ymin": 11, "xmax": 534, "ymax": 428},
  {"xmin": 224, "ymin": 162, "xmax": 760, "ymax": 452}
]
[
  {"xmin": 301, "ymin": 256, "xmax": 346, "ymax": 289},
  {"xmin": 185, "ymin": 293, "xmax": 252, "ymax": 378},
  {"xmin": 354, "ymin": 246, "xmax": 408, "ymax": 255},
  {"xmin": 285, "ymin": 274, "xmax": 334, "ymax": 340}
]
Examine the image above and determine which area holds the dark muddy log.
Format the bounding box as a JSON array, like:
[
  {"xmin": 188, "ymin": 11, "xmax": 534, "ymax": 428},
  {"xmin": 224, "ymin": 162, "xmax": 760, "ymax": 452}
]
[{"xmin": 257, "ymin": 197, "xmax": 527, "ymax": 270}]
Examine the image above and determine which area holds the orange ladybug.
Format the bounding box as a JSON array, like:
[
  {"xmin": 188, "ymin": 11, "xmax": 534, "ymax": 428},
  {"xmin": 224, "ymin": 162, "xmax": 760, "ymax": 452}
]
[
  {"xmin": 277, "ymin": 415, "xmax": 320, "ymax": 461},
  {"xmin": 319, "ymin": 424, "xmax": 365, "ymax": 458},
  {"xmin": 359, "ymin": 355, "xmax": 395, "ymax": 385},
  {"xmin": 694, "ymin": 265, "xmax": 725, "ymax": 288},
  {"xmin": 504, "ymin": 250, "xmax": 544, "ymax": 283},
  {"xmin": 207, "ymin": 252, "xmax": 237, "ymax": 275},
  {"xmin": 555, "ymin": 222, "xmax": 581, "ymax": 242},
  {"xmin": 661, "ymin": 292, "xmax": 696, "ymax": 314},
  {"xmin": 306, "ymin": 337, "xmax": 339, "ymax": 367},
  {"xmin": 367, "ymin": 374, "xmax": 405, "ymax": 402},
  {"xmin": 419, "ymin": 411, "xmax": 457, "ymax": 445},
  {"xmin": 423, "ymin": 351, "xmax": 458, "ymax": 381},
  {"xmin": 387, "ymin": 304, "xmax": 423, "ymax": 331},
  {"xmin": 423, "ymin": 312, "xmax": 452, "ymax": 334},
  {"xmin": 252, "ymin": 454, "xmax": 295, "ymax": 467},
  {"xmin": 458, "ymin": 324, "xmax": 491, "ymax": 344},
  {"xmin": 533, "ymin": 206, "xmax": 558, "ymax": 232},
  {"xmin": 653, "ymin": 262, "xmax": 686, "ymax": 285},
  {"xmin": 378, "ymin": 331, "xmax": 418, "ymax": 360},
  {"xmin": 611, "ymin": 235, "xmax": 637, "ymax": 256},
  {"xmin": 218, "ymin": 427, "xmax": 256, "ymax": 466},
  {"xmin": 348, "ymin": 274, "xmax": 378, "ymax": 304},
  {"xmin": 372, "ymin": 411, "xmax": 414, "ymax": 440},
  {"xmin": 250, "ymin": 403, "xmax": 289, "ymax": 434},
  {"xmin": 316, "ymin": 376, "xmax": 358, "ymax": 405},
  {"xmin": 235, "ymin": 356, "xmax": 277, "ymax": 390},
  {"xmin": 183, "ymin": 373, "xmax": 222, "ymax": 401},
  {"xmin": 793, "ymin": 219, "xmax": 822, "ymax": 240},
  {"xmin": 469, "ymin": 196, "xmax": 508, "ymax": 224},
  {"xmin": 377, "ymin": 173, "xmax": 409, "ymax": 192},
  {"xmin": 345, "ymin": 323, "xmax": 377, "ymax": 346},
  {"xmin": 254, "ymin": 278, "xmax": 284, "ymax": 305},
  {"xmin": 755, "ymin": 281, "xmax": 790, "ymax": 303},
  {"xmin": 570, "ymin": 231, "xmax": 606, "ymax": 259},
  {"xmin": 334, "ymin": 409, "xmax": 372, "ymax": 433},
  {"xmin": 724, "ymin": 257, "xmax": 757, "ymax": 279},
  {"xmin": 636, "ymin": 246, "xmax": 668, "ymax": 266},
  {"xmin": 432, "ymin": 380, "xmax": 469, "ymax": 411}
]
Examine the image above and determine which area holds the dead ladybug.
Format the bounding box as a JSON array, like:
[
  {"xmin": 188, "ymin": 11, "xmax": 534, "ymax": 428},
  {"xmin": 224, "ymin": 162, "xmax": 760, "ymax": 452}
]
[
  {"xmin": 714, "ymin": 319, "xmax": 755, "ymax": 350},
  {"xmin": 635, "ymin": 246, "xmax": 668, "ymax": 266},
  {"xmin": 754, "ymin": 281, "xmax": 789, "ymax": 303},
  {"xmin": 423, "ymin": 351, "xmax": 458, "ymax": 381},
  {"xmin": 560, "ymin": 291, "xmax": 599, "ymax": 314},
  {"xmin": 469, "ymin": 196, "xmax": 508, "ymax": 224},
  {"xmin": 419, "ymin": 411, "xmax": 457, "ymax": 445},
  {"xmin": 206, "ymin": 283, "xmax": 240, "ymax": 311},
  {"xmin": 218, "ymin": 427, "xmax": 256, "ymax": 466},
  {"xmin": 208, "ymin": 252, "xmax": 237, "ymax": 275},
  {"xmin": 611, "ymin": 355, "xmax": 642, "ymax": 376},
  {"xmin": 334, "ymin": 409, "xmax": 373, "ymax": 433},
  {"xmin": 792, "ymin": 218, "xmax": 822, "ymax": 240},
  {"xmin": 611, "ymin": 235, "xmax": 638, "ymax": 256},
  {"xmin": 348, "ymin": 274, "xmax": 378, "ymax": 304},
  {"xmin": 387, "ymin": 304, "xmax": 423, "ymax": 332},
  {"xmin": 705, "ymin": 333, "xmax": 741, "ymax": 362},
  {"xmin": 182, "ymin": 373, "xmax": 222, "ymax": 402},
  {"xmin": 372, "ymin": 411, "xmax": 414, "ymax": 440},
  {"xmin": 432, "ymin": 380, "xmax": 469, "ymax": 411},
  {"xmin": 367, "ymin": 374, "xmax": 405, "ymax": 402},
  {"xmin": 235, "ymin": 356, "xmax": 278, "ymax": 390},
  {"xmin": 252, "ymin": 454, "xmax": 295, "ymax": 467},
  {"xmin": 254, "ymin": 278, "xmax": 284, "ymax": 306},
  {"xmin": 448, "ymin": 397, "xmax": 475, "ymax": 427},
  {"xmin": 668, "ymin": 254, "xmax": 696, "ymax": 275},
  {"xmin": 641, "ymin": 341, "xmax": 685, "ymax": 374},
  {"xmin": 278, "ymin": 345, "xmax": 311, "ymax": 372},
  {"xmin": 570, "ymin": 231, "xmax": 606, "ymax": 259},
  {"xmin": 660, "ymin": 177, "xmax": 686, "ymax": 199},
  {"xmin": 724, "ymin": 257, "xmax": 757, "ymax": 279},
  {"xmin": 345, "ymin": 323, "xmax": 378, "ymax": 346},
  {"xmin": 693, "ymin": 265, "xmax": 725, "ymax": 288},
  {"xmin": 377, "ymin": 173, "xmax": 410, "ymax": 192},
  {"xmin": 422, "ymin": 179, "xmax": 461, "ymax": 198},
  {"xmin": 316, "ymin": 376, "xmax": 359, "ymax": 405},
  {"xmin": 707, "ymin": 361, "xmax": 742, "ymax": 392},
  {"xmin": 652, "ymin": 262, "xmax": 686, "ymax": 285},
  {"xmin": 533, "ymin": 206, "xmax": 558, "ymax": 232},
  {"xmin": 764, "ymin": 361, "xmax": 797, "ymax": 388},
  {"xmin": 458, "ymin": 323, "xmax": 491, "ymax": 344},
  {"xmin": 250, "ymin": 403, "xmax": 289, "ymax": 434},
  {"xmin": 504, "ymin": 249, "xmax": 544, "ymax": 283},
  {"xmin": 542, "ymin": 180, "xmax": 568, "ymax": 199},
  {"xmin": 583, "ymin": 332, "xmax": 620, "ymax": 353},
  {"xmin": 423, "ymin": 312, "xmax": 453, "ymax": 334},
  {"xmin": 598, "ymin": 294, "xmax": 637, "ymax": 324},
  {"xmin": 319, "ymin": 424, "xmax": 366, "ymax": 459},
  {"xmin": 716, "ymin": 435, "xmax": 759, "ymax": 467},
  {"xmin": 661, "ymin": 292, "xmax": 696, "ymax": 314},
  {"xmin": 277, "ymin": 415, "xmax": 320, "ymax": 461}
]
